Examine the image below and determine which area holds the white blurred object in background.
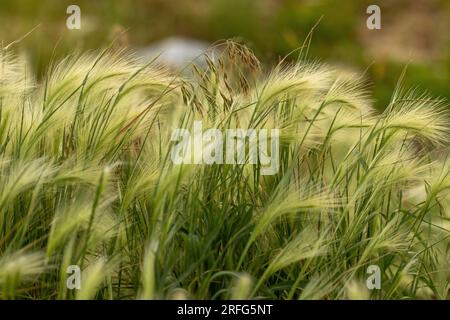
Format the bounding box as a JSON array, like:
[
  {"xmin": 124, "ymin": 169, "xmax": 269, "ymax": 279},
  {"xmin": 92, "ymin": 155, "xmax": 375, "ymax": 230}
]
[{"xmin": 138, "ymin": 37, "xmax": 218, "ymax": 70}]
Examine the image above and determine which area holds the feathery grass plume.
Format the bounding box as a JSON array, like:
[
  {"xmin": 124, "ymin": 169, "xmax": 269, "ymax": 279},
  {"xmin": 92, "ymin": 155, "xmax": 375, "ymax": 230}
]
[
  {"xmin": 252, "ymin": 226, "xmax": 329, "ymax": 296},
  {"xmin": 425, "ymin": 158, "xmax": 450, "ymax": 201},
  {"xmin": 0, "ymin": 159, "xmax": 55, "ymax": 208},
  {"xmin": 0, "ymin": 251, "xmax": 46, "ymax": 299},
  {"xmin": 75, "ymin": 258, "xmax": 107, "ymax": 300},
  {"xmin": 237, "ymin": 186, "xmax": 337, "ymax": 269},
  {"xmin": 46, "ymin": 196, "xmax": 117, "ymax": 258},
  {"xmin": 256, "ymin": 61, "xmax": 333, "ymax": 109},
  {"xmin": 345, "ymin": 280, "xmax": 370, "ymax": 300},
  {"xmin": 380, "ymin": 96, "xmax": 449, "ymax": 146},
  {"xmin": 231, "ymin": 273, "xmax": 253, "ymax": 300},
  {"xmin": 252, "ymin": 186, "xmax": 337, "ymax": 240},
  {"xmin": 265, "ymin": 227, "xmax": 328, "ymax": 275},
  {"xmin": 0, "ymin": 49, "xmax": 32, "ymax": 95},
  {"xmin": 169, "ymin": 288, "xmax": 189, "ymax": 300},
  {"xmin": 297, "ymin": 275, "xmax": 336, "ymax": 300}
]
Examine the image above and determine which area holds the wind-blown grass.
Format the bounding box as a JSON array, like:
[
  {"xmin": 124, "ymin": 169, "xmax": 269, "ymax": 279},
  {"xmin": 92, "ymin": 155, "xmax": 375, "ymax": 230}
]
[{"xmin": 0, "ymin": 42, "xmax": 448, "ymax": 299}]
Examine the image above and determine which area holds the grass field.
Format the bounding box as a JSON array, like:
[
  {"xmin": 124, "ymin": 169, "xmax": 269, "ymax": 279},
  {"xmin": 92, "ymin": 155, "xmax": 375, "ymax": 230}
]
[{"xmin": 0, "ymin": 42, "xmax": 449, "ymax": 299}]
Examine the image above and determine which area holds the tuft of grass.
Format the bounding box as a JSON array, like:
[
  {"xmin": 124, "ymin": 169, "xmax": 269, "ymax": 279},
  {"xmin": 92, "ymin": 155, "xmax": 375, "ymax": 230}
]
[{"xmin": 0, "ymin": 42, "xmax": 448, "ymax": 300}]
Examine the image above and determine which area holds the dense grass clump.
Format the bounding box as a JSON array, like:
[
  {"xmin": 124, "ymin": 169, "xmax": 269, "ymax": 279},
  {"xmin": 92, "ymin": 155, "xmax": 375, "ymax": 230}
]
[{"xmin": 0, "ymin": 43, "xmax": 448, "ymax": 299}]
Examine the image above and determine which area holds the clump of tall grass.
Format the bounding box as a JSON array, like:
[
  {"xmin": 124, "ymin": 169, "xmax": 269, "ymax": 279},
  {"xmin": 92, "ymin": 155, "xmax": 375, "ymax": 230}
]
[{"xmin": 0, "ymin": 42, "xmax": 448, "ymax": 299}]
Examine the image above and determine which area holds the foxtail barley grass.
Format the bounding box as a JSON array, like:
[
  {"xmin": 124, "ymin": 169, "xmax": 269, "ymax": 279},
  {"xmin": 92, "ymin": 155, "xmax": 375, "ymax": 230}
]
[{"xmin": 0, "ymin": 42, "xmax": 448, "ymax": 299}]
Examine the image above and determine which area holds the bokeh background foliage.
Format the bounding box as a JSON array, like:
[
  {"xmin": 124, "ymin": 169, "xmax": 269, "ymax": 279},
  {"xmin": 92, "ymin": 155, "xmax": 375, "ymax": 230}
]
[{"xmin": 0, "ymin": 0, "xmax": 449, "ymax": 109}]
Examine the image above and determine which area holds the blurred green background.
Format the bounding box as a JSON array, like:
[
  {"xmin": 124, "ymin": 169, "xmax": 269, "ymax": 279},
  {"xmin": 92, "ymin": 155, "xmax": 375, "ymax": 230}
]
[{"xmin": 0, "ymin": 0, "xmax": 449, "ymax": 109}]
